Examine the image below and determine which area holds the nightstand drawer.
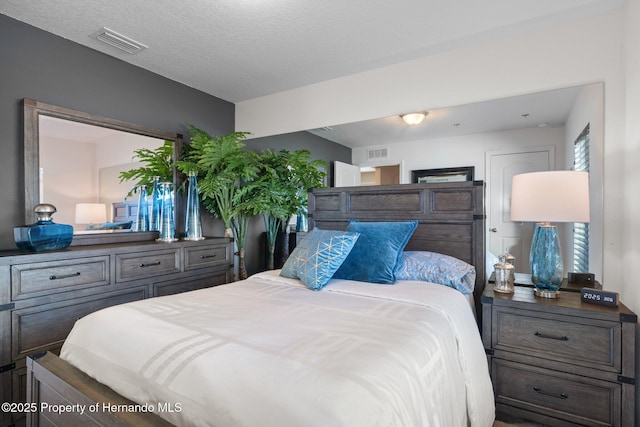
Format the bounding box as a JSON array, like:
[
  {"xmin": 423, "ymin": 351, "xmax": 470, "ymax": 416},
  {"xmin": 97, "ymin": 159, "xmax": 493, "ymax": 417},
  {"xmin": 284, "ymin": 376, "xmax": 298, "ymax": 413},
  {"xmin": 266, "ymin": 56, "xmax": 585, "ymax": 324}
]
[
  {"xmin": 493, "ymin": 359, "xmax": 620, "ymax": 426},
  {"xmin": 116, "ymin": 249, "xmax": 180, "ymax": 282},
  {"xmin": 493, "ymin": 307, "xmax": 620, "ymax": 372}
]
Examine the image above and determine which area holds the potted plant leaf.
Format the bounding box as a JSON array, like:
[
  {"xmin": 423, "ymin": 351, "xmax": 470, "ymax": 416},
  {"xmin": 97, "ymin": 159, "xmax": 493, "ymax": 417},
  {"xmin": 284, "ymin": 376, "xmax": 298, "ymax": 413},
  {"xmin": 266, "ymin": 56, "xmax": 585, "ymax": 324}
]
[
  {"xmin": 118, "ymin": 140, "xmax": 175, "ymax": 196},
  {"xmin": 178, "ymin": 125, "xmax": 259, "ymax": 280},
  {"xmin": 250, "ymin": 149, "xmax": 327, "ymax": 270}
]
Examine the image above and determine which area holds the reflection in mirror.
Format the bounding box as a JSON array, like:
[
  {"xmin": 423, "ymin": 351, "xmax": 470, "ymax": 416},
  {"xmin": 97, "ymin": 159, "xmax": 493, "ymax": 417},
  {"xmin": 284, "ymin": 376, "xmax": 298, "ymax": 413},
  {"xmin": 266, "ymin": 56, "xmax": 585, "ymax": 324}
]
[
  {"xmin": 302, "ymin": 83, "xmax": 604, "ymax": 281},
  {"xmin": 38, "ymin": 115, "xmax": 165, "ymax": 231},
  {"xmin": 23, "ymin": 99, "xmax": 182, "ymax": 245}
]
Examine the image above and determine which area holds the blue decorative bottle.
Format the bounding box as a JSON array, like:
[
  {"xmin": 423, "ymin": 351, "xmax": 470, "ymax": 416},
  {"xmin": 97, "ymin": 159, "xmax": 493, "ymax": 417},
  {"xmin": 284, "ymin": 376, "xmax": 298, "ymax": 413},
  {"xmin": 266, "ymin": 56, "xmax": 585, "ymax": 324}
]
[
  {"xmin": 14, "ymin": 204, "xmax": 73, "ymax": 252},
  {"xmin": 149, "ymin": 176, "xmax": 162, "ymax": 231},
  {"xmin": 135, "ymin": 185, "xmax": 149, "ymax": 232},
  {"xmin": 157, "ymin": 182, "xmax": 178, "ymax": 242},
  {"xmin": 184, "ymin": 172, "xmax": 204, "ymax": 240}
]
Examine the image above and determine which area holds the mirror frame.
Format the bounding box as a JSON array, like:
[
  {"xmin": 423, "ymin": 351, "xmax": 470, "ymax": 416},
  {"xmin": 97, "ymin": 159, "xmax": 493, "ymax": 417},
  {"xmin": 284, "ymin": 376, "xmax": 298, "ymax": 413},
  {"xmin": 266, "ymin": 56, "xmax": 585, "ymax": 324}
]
[{"xmin": 23, "ymin": 98, "xmax": 183, "ymax": 246}]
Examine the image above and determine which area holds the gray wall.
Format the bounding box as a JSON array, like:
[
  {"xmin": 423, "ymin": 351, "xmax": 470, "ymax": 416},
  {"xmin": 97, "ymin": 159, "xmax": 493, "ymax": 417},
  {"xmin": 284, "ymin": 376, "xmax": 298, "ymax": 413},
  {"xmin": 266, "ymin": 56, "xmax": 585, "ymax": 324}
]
[{"xmin": 0, "ymin": 14, "xmax": 351, "ymax": 276}]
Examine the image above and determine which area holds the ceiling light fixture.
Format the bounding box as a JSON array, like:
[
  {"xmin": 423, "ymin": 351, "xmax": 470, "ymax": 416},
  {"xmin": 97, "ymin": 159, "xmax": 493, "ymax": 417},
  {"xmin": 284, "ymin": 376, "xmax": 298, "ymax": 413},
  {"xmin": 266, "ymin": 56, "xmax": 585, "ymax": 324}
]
[{"xmin": 401, "ymin": 112, "xmax": 427, "ymax": 125}]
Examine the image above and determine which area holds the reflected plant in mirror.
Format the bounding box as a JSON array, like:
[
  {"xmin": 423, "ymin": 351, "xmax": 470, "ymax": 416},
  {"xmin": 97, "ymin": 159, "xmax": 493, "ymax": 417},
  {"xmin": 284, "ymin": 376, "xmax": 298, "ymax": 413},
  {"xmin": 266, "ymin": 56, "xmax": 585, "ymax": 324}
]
[{"xmin": 118, "ymin": 140, "xmax": 176, "ymax": 196}]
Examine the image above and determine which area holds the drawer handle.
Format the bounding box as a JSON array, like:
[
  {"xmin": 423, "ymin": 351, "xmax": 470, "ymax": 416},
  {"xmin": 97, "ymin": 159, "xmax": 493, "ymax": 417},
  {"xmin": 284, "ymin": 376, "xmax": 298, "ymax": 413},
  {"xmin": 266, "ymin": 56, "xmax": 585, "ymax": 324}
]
[
  {"xmin": 533, "ymin": 386, "xmax": 568, "ymax": 400},
  {"xmin": 140, "ymin": 261, "xmax": 161, "ymax": 267},
  {"xmin": 49, "ymin": 272, "xmax": 81, "ymax": 280},
  {"xmin": 201, "ymin": 254, "xmax": 217, "ymax": 259},
  {"xmin": 534, "ymin": 331, "xmax": 569, "ymax": 341}
]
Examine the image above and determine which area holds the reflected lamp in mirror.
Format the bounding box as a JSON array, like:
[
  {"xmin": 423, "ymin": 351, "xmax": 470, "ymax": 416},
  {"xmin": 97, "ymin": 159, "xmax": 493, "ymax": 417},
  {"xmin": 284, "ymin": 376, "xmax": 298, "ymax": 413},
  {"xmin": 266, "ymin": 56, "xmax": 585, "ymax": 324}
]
[
  {"xmin": 510, "ymin": 171, "xmax": 590, "ymax": 298},
  {"xmin": 75, "ymin": 203, "xmax": 107, "ymax": 229}
]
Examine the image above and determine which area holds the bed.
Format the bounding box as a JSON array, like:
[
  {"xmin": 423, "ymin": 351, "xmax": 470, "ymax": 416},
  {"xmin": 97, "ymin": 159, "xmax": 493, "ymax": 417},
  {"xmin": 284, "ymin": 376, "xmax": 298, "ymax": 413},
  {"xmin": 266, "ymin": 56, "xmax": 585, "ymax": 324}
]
[{"xmin": 26, "ymin": 181, "xmax": 493, "ymax": 426}]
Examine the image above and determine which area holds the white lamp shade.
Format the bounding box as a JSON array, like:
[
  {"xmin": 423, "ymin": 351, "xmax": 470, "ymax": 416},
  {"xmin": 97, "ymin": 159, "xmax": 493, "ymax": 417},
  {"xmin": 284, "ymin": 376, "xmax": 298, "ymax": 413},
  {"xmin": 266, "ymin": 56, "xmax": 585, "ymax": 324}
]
[
  {"xmin": 75, "ymin": 203, "xmax": 107, "ymax": 224},
  {"xmin": 511, "ymin": 171, "xmax": 590, "ymax": 223}
]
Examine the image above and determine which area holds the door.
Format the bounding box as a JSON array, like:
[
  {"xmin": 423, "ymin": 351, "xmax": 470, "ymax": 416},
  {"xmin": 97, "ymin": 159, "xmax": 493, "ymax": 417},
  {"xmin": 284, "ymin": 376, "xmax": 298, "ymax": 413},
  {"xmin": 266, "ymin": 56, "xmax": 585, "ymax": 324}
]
[
  {"xmin": 334, "ymin": 161, "xmax": 361, "ymax": 187},
  {"xmin": 488, "ymin": 148, "xmax": 552, "ymax": 273}
]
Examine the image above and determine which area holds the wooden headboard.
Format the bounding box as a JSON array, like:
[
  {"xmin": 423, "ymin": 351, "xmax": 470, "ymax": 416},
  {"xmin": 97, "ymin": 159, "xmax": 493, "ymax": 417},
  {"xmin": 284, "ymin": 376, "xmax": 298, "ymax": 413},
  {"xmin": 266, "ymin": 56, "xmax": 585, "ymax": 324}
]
[{"xmin": 308, "ymin": 181, "xmax": 486, "ymax": 306}]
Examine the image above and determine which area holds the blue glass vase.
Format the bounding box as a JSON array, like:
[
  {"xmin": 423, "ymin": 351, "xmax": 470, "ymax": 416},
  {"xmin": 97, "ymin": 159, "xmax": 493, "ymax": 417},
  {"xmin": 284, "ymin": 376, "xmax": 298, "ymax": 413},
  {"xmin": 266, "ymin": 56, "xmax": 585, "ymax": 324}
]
[
  {"xmin": 184, "ymin": 172, "xmax": 204, "ymax": 240},
  {"xmin": 530, "ymin": 223, "xmax": 562, "ymax": 297},
  {"xmin": 14, "ymin": 204, "xmax": 73, "ymax": 252},
  {"xmin": 157, "ymin": 182, "xmax": 177, "ymax": 242},
  {"xmin": 149, "ymin": 176, "xmax": 163, "ymax": 232},
  {"xmin": 296, "ymin": 205, "xmax": 308, "ymax": 232},
  {"xmin": 135, "ymin": 185, "xmax": 149, "ymax": 232}
]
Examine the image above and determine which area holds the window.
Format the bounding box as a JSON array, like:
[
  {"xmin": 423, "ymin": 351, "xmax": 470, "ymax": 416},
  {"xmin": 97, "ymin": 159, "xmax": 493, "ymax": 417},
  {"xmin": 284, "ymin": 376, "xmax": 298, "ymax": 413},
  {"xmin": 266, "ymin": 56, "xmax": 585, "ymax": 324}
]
[{"xmin": 573, "ymin": 124, "xmax": 590, "ymax": 272}]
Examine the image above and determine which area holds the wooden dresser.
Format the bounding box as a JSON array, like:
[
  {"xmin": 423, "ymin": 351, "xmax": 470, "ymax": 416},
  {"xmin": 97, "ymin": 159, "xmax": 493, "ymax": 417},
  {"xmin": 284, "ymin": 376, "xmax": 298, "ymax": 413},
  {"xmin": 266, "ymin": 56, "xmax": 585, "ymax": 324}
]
[
  {"xmin": 482, "ymin": 286, "xmax": 637, "ymax": 426},
  {"xmin": 0, "ymin": 237, "xmax": 233, "ymax": 427}
]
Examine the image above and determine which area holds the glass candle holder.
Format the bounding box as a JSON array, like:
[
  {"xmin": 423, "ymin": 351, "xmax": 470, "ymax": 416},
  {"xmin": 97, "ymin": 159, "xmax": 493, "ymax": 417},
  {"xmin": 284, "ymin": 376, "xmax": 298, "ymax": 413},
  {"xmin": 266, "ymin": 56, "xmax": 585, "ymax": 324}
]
[{"xmin": 494, "ymin": 262, "xmax": 515, "ymax": 293}]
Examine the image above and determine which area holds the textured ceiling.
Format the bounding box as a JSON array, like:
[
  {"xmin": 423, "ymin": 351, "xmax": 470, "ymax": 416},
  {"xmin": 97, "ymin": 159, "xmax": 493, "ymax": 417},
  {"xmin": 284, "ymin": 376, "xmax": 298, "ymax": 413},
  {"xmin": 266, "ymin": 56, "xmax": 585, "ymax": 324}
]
[{"xmin": 0, "ymin": 0, "xmax": 620, "ymax": 103}]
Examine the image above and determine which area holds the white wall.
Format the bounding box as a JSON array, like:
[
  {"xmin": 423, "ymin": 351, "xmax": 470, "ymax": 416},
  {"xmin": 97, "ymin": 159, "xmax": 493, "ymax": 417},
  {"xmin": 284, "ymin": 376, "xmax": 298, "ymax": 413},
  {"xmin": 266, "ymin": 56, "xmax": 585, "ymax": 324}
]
[
  {"xmin": 39, "ymin": 137, "xmax": 97, "ymax": 226},
  {"xmin": 623, "ymin": 0, "xmax": 640, "ymax": 314},
  {"xmin": 237, "ymin": 7, "xmax": 633, "ymax": 309},
  {"xmin": 352, "ymin": 126, "xmax": 565, "ymax": 182}
]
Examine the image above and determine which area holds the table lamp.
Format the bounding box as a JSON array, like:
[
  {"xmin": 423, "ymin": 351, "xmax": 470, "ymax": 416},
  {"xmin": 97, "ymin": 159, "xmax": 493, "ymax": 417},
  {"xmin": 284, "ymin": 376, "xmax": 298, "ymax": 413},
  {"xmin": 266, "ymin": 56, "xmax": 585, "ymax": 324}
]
[
  {"xmin": 75, "ymin": 203, "xmax": 107, "ymax": 228},
  {"xmin": 510, "ymin": 171, "xmax": 590, "ymax": 298}
]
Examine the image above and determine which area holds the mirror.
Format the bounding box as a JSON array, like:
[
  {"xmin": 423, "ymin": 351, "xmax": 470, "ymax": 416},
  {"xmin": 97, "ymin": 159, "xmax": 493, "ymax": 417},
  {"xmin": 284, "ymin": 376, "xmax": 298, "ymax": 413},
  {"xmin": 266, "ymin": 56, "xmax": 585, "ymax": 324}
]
[
  {"xmin": 276, "ymin": 83, "xmax": 604, "ymax": 280},
  {"xmin": 23, "ymin": 99, "xmax": 183, "ymax": 245}
]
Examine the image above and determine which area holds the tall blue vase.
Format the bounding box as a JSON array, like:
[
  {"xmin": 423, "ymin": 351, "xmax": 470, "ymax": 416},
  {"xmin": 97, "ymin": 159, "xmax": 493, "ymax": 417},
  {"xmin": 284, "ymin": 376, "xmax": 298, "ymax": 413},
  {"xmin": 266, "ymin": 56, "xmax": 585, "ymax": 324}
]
[
  {"xmin": 184, "ymin": 172, "xmax": 204, "ymax": 240},
  {"xmin": 149, "ymin": 176, "xmax": 162, "ymax": 232},
  {"xmin": 530, "ymin": 223, "xmax": 562, "ymax": 297},
  {"xmin": 157, "ymin": 182, "xmax": 177, "ymax": 242},
  {"xmin": 135, "ymin": 185, "xmax": 149, "ymax": 232}
]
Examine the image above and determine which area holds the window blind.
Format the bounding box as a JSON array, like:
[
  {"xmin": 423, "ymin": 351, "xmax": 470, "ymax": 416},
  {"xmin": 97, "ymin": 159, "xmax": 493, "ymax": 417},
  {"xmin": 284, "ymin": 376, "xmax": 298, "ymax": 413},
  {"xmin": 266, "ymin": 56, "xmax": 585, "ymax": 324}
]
[{"xmin": 573, "ymin": 124, "xmax": 590, "ymax": 273}]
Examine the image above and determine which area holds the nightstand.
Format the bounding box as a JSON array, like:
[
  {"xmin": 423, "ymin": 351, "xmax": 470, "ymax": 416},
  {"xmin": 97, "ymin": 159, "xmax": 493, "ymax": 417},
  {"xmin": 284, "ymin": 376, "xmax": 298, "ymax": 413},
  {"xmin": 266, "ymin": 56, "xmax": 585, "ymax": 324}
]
[{"xmin": 482, "ymin": 286, "xmax": 636, "ymax": 426}]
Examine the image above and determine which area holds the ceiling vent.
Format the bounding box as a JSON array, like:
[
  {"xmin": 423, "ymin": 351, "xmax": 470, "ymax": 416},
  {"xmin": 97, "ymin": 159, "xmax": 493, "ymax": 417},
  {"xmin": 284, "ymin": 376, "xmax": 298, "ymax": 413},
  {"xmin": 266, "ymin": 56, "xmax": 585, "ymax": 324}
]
[
  {"xmin": 367, "ymin": 147, "xmax": 389, "ymax": 160},
  {"xmin": 94, "ymin": 28, "xmax": 148, "ymax": 54}
]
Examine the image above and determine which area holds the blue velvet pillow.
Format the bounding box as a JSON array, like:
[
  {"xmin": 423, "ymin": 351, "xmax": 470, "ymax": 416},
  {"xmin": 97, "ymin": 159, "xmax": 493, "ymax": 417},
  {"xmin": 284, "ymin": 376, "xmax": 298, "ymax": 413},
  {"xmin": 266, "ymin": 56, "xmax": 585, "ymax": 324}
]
[
  {"xmin": 280, "ymin": 228, "xmax": 360, "ymax": 290},
  {"xmin": 395, "ymin": 251, "xmax": 476, "ymax": 295},
  {"xmin": 333, "ymin": 220, "xmax": 418, "ymax": 284}
]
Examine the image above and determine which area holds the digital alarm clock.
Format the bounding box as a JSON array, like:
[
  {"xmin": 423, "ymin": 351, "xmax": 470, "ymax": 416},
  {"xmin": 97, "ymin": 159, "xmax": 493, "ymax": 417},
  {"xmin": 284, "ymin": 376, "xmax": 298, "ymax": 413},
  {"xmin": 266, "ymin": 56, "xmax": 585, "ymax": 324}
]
[{"xmin": 580, "ymin": 288, "xmax": 619, "ymax": 307}]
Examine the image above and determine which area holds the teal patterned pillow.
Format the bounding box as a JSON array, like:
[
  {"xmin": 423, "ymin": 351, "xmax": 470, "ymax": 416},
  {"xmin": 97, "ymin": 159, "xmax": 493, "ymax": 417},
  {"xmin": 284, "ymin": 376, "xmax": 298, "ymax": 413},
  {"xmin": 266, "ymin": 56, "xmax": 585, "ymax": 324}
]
[
  {"xmin": 333, "ymin": 220, "xmax": 418, "ymax": 284},
  {"xmin": 280, "ymin": 229, "xmax": 360, "ymax": 290},
  {"xmin": 395, "ymin": 251, "xmax": 476, "ymax": 295}
]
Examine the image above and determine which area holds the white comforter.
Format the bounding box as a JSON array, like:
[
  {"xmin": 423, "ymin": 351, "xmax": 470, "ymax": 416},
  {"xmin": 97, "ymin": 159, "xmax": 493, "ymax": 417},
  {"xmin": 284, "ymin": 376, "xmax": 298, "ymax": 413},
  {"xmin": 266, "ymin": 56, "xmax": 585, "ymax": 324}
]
[{"xmin": 60, "ymin": 271, "xmax": 495, "ymax": 427}]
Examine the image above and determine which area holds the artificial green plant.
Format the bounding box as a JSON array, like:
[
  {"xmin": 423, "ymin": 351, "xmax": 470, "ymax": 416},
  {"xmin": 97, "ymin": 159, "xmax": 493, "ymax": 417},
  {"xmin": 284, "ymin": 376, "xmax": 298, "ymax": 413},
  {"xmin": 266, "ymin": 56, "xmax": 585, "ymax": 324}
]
[
  {"xmin": 178, "ymin": 125, "xmax": 258, "ymax": 280},
  {"xmin": 118, "ymin": 140, "xmax": 175, "ymax": 196},
  {"xmin": 249, "ymin": 149, "xmax": 327, "ymax": 270}
]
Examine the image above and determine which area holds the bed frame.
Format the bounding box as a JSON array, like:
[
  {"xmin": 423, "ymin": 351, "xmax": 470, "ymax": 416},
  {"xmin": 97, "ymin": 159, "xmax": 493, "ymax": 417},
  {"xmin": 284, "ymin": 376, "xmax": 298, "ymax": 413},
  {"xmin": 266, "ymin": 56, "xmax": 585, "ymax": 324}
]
[
  {"xmin": 25, "ymin": 181, "xmax": 485, "ymax": 427},
  {"xmin": 308, "ymin": 181, "xmax": 486, "ymax": 305}
]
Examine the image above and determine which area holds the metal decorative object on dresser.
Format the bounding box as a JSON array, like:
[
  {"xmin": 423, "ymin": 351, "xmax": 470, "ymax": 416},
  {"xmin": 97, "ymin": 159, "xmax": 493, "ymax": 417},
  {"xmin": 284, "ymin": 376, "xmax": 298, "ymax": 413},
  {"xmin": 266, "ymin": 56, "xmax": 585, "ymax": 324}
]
[
  {"xmin": 0, "ymin": 237, "xmax": 233, "ymax": 427},
  {"xmin": 482, "ymin": 286, "xmax": 637, "ymax": 426}
]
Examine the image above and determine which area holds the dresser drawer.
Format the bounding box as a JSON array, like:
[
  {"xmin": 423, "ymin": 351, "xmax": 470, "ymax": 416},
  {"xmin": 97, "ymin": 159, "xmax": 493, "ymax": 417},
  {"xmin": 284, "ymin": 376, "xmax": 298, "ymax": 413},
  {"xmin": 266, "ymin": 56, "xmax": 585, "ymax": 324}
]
[
  {"xmin": 153, "ymin": 270, "xmax": 230, "ymax": 297},
  {"xmin": 116, "ymin": 249, "xmax": 180, "ymax": 282},
  {"xmin": 11, "ymin": 256, "xmax": 110, "ymax": 300},
  {"xmin": 184, "ymin": 244, "xmax": 230, "ymax": 271},
  {"xmin": 11, "ymin": 286, "xmax": 148, "ymax": 360},
  {"xmin": 493, "ymin": 307, "xmax": 620, "ymax": 372},
  {"xmin": 493, "ymin": 359, "xmax": 620, "ymax": 426}
]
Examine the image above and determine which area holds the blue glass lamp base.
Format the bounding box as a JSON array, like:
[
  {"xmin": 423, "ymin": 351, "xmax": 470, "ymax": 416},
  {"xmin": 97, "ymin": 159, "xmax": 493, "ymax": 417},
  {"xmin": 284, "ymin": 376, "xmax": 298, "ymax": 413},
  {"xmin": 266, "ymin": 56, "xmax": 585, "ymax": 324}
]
[{"xmin": 530, "ymin": 223, "xmax": 562, "ymax": 298}]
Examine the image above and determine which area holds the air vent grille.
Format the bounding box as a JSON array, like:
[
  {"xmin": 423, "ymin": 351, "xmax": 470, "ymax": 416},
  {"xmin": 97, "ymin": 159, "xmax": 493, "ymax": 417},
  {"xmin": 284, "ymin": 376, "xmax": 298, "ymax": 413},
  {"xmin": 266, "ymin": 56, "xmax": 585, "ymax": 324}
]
[
  {"xmin": 367, "ymin": 148, "xmax": 389, "ymax": 160},
  {"xmin": 95, "ymin": 28, "xmax": 148, "ymax": 54}
]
